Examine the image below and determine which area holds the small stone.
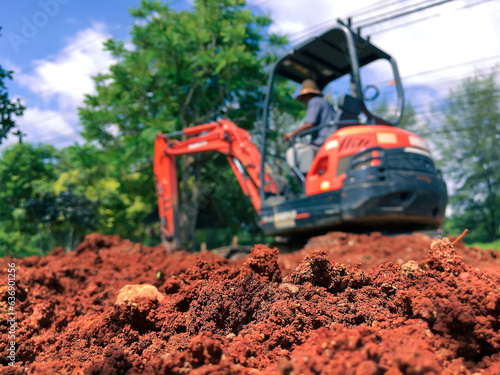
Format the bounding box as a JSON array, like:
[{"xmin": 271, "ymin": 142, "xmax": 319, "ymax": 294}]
[
  {"xmin": 115, "ymin": 284, "xmax": 164, "ymax": 305},
  {"xmin": 279, "ymin": 283, "xmax": 299, "ymax": 294}
]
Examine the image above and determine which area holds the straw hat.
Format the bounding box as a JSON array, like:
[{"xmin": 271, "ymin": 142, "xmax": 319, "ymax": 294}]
[{"xmin": 295, "ymin": 79, "xmax": 323, "ymax": 101}]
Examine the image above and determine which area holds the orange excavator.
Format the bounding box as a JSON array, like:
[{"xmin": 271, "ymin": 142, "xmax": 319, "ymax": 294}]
[{"xmin": 154, "ymin": 22, "xmax": 447, "ymax": 245}]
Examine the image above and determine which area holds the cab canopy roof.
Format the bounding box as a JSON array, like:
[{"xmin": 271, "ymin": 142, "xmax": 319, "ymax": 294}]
[{"xmin": 274, "ymin": 24, "xmax": 392, "ymax": 90}]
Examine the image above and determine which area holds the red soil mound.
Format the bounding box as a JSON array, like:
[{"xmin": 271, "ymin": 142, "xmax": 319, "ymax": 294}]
[{"xmin": 0, "ymin": 232, "xmax": 499, "ymax": 374}]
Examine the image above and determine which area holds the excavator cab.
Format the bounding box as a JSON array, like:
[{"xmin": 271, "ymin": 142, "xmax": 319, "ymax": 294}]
[
  {"xmin": 261, "ymin": 22, "xmax": 404, "ymax": 196},
  {"xmin": 154, "ymin": 22, "xmax": 447, "ymax": 244}
]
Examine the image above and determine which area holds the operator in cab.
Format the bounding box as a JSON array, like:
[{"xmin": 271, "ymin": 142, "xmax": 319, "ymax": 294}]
[{"xmin": 284, "ymin": 79, "xmax": 336, "ymax": 174}]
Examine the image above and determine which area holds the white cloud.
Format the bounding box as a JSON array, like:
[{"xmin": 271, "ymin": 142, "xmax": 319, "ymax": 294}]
[
  {"xmin": 16, "ymin": 22, "xmax": 115, "ymax": 109},
  {"xmin": 1, "ymin": 106, "xmax": 83, "ymax": 149},
  {"xmin": 0, "ymin": 23, "xmax": 114, "ymax": 150}
]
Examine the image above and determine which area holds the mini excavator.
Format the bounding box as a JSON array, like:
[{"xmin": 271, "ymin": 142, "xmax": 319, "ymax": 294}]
[{"xmin": 154, "ymin": 22, "xmax": 448, "ymax": 245}]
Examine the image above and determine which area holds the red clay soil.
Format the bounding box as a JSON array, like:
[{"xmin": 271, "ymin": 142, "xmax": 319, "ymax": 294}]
[{"xmin": 0, "ymin": 232, "xmax": 499, "ymax": 374}]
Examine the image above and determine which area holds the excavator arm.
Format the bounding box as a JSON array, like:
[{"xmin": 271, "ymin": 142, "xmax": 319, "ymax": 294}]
[{"xmin": 153, "ymin": 119, "xmax": 278, "ymax": 242}]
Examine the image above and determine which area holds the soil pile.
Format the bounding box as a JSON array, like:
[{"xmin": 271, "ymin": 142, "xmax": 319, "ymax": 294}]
[{"xmin": 0, "ymin": 232, "xmax": 499, "ymax": 374}]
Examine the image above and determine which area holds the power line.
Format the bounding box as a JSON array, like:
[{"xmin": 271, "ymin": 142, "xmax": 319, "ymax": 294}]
[
  {"xmin": 28, "ymin": 120, "xmax": 81, "ymax": 139},
  {"xmin": 31, "ymin": 128, "xmax": 82, "ymax": 147},
  {"xmin": 356, "ymin": 0, "xmax": 445, "ymax": 25},
  {"xmin": 285, "ymin": 0, "xmax": 400, "ymax": 41},
  {"xmin": 286, "ymin": 0, "xmax": 452, "ymax": 44},
  {"xmin": 364, "ymin": 65, "xmax": 500, "ymax": 114},
  {"xmin": 369, "ymin": 0, "xmax": 494, "ymax": 35},
  {"xmin": 288, "ymin": 0, "xmax": 490, "ymax": 45},
  {"xmin": 348, "ymin": 0, "xmax": 408, "ymax": 19},
  {"xmin": 15, "ymin": 108, "xmax": 77, "ymax": 128},
  {"xmin": 356, "ymin": 0, "xmax": 456, "ymax": 29},
  {"xmin": 403, "ymin": 53, "xmax": 500, "ymax": 81},
  {"xmin": 359, "ymin": 51, "xmax": 500, "ymax": 89},
  {"xmin": 326, "ymin": 54, "xmax": 500, "ymax": 106}
]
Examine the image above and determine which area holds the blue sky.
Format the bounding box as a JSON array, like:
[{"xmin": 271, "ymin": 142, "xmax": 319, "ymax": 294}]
[
  {"xmin": 1, "ymin": 0, "xmax": 142, "ymax": 147},
  {"xmin": 1, "ymin": 0, "xmax": 499, "ymax": 149}
]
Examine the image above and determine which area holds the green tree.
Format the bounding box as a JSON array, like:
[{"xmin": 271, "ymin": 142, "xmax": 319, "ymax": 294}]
[
  {"xmin": 0, "ymin": 143, "xmax": 59, "ymax": 224},
  {"xmin": 79, "ymin": 0, "xmax": 286, "ymax": 249},
  {"xmin": 0, "ymin": 143, "xmax": 59, "ymax": 255},
  {"xmin": 436, "ymin": 73, "xmax": 500, "ymax": 242},
  {"xmin": 25, "ymin": 191, "xmax": 97, "ymax": 251},
  {"xmin": 368, "ymin": 97, "xmax": 418, "ymax": 131},
  {"xmin": 0, "ymin": 28, "xmax": 25, "ymax": 143},
  {"xmin": 56, "ymin": 144, "xmax": 153, "ymax": 241},
  {"xmin": 398, "ymin": 100, "xmax": 419, "ymax": 132},
  {"xmin": 0, "ymin": 143, "xmax": 102, "ymax": 255}
]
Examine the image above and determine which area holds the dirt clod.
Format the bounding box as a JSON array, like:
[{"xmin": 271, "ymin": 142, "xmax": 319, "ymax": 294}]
[{"xmin": 401, "ymin": 260, "xmax": 421, "ymax": 278}]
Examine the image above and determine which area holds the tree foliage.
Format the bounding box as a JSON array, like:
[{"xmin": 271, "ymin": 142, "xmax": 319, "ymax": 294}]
[
  {"xmin": 436, "ymin": 73, "xmax": 500, "ymax": 242},
  {"xmin": 0, "ymin": 28, "xmax": 25, "ymax": 143},
  {"xmin": 0, "ymin": 143, "xmax": 59, "ymax": 255},
  {"xmin": 0, "ymin": 144, "xmax": 99, "ymax": 255},
  {"xmin": 25, "ymin": 191, "xmax": 97, "ymax": 251},
  {"xmin": 0, "ymin": 143, "xmax": 59, "ymax": 225},
  {"xmin": 56, "ymin": 144, "xmax": 153, "ymax": 240},
  {"xmin": 397, "ymin": 100, "xmax": 418, "ymax": 133},
  {"xmin": 79, "ymin": 0, "xmax": 287, "ymax": 249}
]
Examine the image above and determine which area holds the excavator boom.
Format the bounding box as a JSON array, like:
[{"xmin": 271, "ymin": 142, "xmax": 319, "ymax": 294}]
[{"xmin": 154, "ymin": 120, "xmax": 277, "ymax": 241}]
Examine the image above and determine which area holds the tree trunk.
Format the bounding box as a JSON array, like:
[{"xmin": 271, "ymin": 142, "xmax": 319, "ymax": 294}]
[
  {"xmin": 66, "ymin": 225, "xmax": 74, "ymax": 252},
  {"xmin": 178, "ymin": 155, "xmax": 192, "ymax": 250},
  {"xmin": 177, "ymin": 154, "xmax": 203, "ymax": 251},
  {"xmin": 486, "ymin": 181, "xmax": 497, "ymax": 243},
  {"xmin": 36, "ymin": 222, "xmax": 44, "ymax": 255},
  {"xmin": 188, "ymin": 160, "xmax": 202, "ymax": 251}
]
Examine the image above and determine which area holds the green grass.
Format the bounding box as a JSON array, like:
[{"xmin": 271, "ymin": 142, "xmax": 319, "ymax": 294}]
[
  {"xmin": 468, "ymin": 239, "xmax": 500, "ymax": 250},
  {"xmin": 194, "ymin": 228, "xmax": 272, "ymax": 250}
]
